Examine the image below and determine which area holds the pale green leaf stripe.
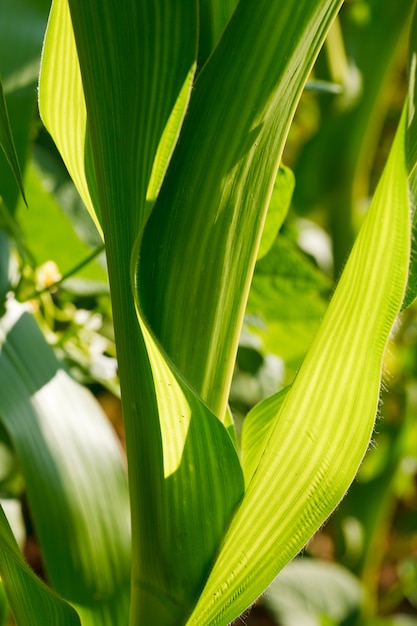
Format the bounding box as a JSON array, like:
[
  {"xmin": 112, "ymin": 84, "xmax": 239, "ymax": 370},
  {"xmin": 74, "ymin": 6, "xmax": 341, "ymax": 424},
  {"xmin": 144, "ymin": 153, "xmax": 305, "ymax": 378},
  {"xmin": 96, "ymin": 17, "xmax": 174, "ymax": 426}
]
[
  {"xmin": 0, "ymin": 78, "xmax": 26, "ymax": 205},
  {"xmin": 0, "ymin": 504, "xmax": 80, "ymax": 626},
  {"xmin": 39, "ymin": 0, "xmax": 101, "ymax": 235},
  {"xmin": 0, "ymin": 302, "xmax": 131, "ymax": 626},
  {"xmin": 187, "ymin": 107, "xmax": 410, "ymax": 626}
]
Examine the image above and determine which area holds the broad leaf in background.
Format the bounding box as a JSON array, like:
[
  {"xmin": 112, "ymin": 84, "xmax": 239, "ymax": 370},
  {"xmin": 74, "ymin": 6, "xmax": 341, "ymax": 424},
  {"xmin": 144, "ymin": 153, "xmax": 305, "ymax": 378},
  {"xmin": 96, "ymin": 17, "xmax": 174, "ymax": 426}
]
[
  {"xmin": 187, "ymin": 105, "xmax": 410, "ymax": 626},
  {"xmin": 402, "ymin": 2, "xmax": 417, "ymax": 309},
  {"xmin": 247, "ymin": 234, "xmax": 331, "ymax": 371},
  {"xmin": 0, "ymin": 0, "xmax": 51, "ymax": 305},
  {"xmin": 292, "ymin": 0, "xmax": 413, "ymax": 274},
  {"xmin": 197, "ymin": 0, "xmax": 238, "ymax": 70},
  {"xmin": 0, "ymin": 300, "xmax": 131, "ymax": 626},
  {"xmin": 15, "ymin": 161, "xmax": 107, "ymax": 284}
]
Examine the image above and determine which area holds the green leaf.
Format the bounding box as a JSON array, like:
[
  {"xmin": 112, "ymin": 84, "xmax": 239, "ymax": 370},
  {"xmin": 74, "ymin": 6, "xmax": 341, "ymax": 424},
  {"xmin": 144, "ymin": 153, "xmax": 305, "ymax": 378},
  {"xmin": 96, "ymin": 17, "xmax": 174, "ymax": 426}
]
[
  {"xmin": 0, "ymin": 78, "xmax": 26, "ymax": 205},
  {"xmin": 257, "ymin": 166, "xmax": 295, "ymax": 260},
  {"xmin": 186, "ymin": 103, "xmax": 410, "ymax": 626},
  {"xmin": 197, "ymin": 0, "xmax": 238, "ymax": 69},
  {"xmin": 0, "ymin": 502, "xmax": 80, "ymax": 626},
  {"xmin": 16, "ymin": 160, "xmax": 107, "ymax": 282},
  {"xmin": 0, "ymin": 301, "xmax": 131, "ymax": 626},
  {"xmin": 264, "ymin": 559, "xmax": 363, "ymax": 626},
  {"xmin": 0, "ymin": 0, "xmax": 50, "ymax": 212},
  {"xmin": 241, "ymin": 385, "xmax": 290, "ymax": 486},
  {"xmin": 247, "ymin": 234, "xmax": 331, "ymax": 369},
  {"xmin": 407, "ymin": 1, "xmax": 417, "ymax": 176},
  {"xmin": 401, "ymin": 2, "xmax": 417, "ymax": 310},
  {"xmin": 39, "ymin": 3, "xmax": 243, "ymax": 624},
  {"xmin": 38, "ymin": 0, "xmax": 101, "ymax": 236},
  {"xmin": 138, "ymin": 0, "xmax": 344, "ymax": 423}
]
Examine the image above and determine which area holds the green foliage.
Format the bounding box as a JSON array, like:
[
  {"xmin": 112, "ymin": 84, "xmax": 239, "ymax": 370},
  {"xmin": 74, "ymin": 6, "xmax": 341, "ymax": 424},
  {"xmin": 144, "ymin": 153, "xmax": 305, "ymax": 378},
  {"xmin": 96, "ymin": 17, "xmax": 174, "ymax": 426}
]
[{"xmin": 0, "ymin": 1, "xmax": 416, "ymax": 626}]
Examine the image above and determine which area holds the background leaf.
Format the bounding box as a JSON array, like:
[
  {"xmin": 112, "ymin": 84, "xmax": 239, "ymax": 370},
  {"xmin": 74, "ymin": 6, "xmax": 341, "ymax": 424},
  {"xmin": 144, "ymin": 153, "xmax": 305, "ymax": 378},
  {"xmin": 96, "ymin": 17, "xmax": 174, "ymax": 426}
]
[
  {"xmin": 0, "ymin": 300, "xmax": 131, "ymax": 626},
  {"xmin": 0, "ymin": 498, "xmax": 81, "ymax": 626},
  {"xmin": 264, "ymin": 559, "xmax": 363, "ymax": 626},
  {"xmin": 0, "ymin": 79, "xmax": 26, "ymax": 205},
  {"xmin": 187, "ymin": 103, "xmax": 410, "ymax": 626}
]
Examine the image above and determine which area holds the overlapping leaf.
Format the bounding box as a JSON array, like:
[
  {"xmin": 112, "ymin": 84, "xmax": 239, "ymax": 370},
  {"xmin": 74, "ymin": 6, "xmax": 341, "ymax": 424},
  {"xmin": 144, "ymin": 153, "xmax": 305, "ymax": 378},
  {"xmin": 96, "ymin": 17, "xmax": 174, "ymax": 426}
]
[
  {"xmin": 38, "ymin": 2, "xmax": 413, "ymax": 626},
  {"xmin": 40, "ymin": 3, "xmax": 244, "ymax": 624},
  {"xmin": 0, "ymin": 503, "xmax": 80, "ymax": 626},
  {"xmin": 187, "ymin": 106, "xmax": 410, "ymax": 626},
  {"xmin": 0, "ymin": 301, "xmax": 131, "ymax": 626},
  {"xmin": 0, "ymin": 78, "xmax": 25, "ymax": 205},
  {"xmin": 138, "ymin": 0, "xmax": 344, "ymax": 419}
]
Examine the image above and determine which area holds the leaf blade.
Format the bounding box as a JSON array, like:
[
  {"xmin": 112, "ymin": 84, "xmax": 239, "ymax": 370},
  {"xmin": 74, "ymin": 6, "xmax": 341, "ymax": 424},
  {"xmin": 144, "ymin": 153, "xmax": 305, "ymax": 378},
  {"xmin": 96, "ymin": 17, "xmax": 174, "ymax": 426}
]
[
  {"xmin": 0, "ymin": 301, "xmax": 131, "ymax": 626},
  {"xmin": 187, "ymin": 104, "xmax": 410, "ymax": 626}
]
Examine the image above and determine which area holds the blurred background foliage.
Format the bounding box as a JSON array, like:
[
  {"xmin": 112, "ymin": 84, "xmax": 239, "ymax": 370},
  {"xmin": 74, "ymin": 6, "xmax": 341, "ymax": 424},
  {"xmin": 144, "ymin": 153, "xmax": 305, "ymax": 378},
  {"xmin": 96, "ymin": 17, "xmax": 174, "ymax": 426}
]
[{"xmin": 0, "ymin": 0, "xmax": 417, "ymax": 625}]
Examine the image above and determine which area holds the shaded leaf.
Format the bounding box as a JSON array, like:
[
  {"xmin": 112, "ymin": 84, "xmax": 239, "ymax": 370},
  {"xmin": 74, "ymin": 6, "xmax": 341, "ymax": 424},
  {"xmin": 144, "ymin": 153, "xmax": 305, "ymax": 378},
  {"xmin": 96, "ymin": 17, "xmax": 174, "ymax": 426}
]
[
  {"xmin": 16, "ymin": 160, "xmax": 107, "ymax": 282},
  {"xmin": 0, "ymin": 503, "xmax": 80, "ymax": 626},
  {"xmin": 0, "ymin": 300, "xmax": 131, "ymax": 626},
  {"xmin": 0, "ymin": 78, "xmax": 26, "ymax": 205}
]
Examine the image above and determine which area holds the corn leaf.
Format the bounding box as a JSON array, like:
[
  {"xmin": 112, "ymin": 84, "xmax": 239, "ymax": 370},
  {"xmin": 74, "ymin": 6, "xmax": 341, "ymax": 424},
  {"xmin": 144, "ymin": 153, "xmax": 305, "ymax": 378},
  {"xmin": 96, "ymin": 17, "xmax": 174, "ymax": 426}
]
[
  {"xmin": 402, "ymin": 2, "xmax": 417, "ymax": 309},
  {"xmin": 0, "ymin": 300, "xmax": 131, "ymax": 626},
  {"xmin": 40, "ymin": 0, "xmax": 351, "ymax": 623},
  {"xmin": 257, "ymin": 166, "xmax": 295, "ymax": 260},
  {"xmin": 40, "ymin": 3, "xmax": 244, "ymax": 625},
  {"xmin": 38, "ymin": 0, "xmax": 100, "ymax": 235},
  {"xmin": 0, "ymin": 503, "xmax": 80, "ymax": 626},
  {"xmin": 0, "ymin": 0, "xmax": 50, "ymax": 212},
  {"xmin": 197, "ymin": 0, "xmax": 238, "ymax": 69},
  {"xmin": 187, "ymin": 106, "xmax": 410, "ymax": 626},
  {"xmin": 138, "ymin": 0, "xmax": 344, "ymax": 422},
  {"xmin": 0, "ymin": 78, "xmax": 26, "ymax": 205}
]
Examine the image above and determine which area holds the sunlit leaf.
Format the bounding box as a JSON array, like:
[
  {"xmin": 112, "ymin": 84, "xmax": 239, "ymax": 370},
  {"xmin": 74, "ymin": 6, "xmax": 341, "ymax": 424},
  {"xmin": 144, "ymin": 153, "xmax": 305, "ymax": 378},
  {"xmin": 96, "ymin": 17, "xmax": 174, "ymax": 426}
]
[
  {"xmin": 16, "ymin": 160, "xmax": 107, "ymax": 282},
  {"xmin": 187, "ymin": 104, "xmax": 410, "ymax": 626},
  {"xmin": 257, "ymin": 166, "xmax": 295, "ymax": 260}
]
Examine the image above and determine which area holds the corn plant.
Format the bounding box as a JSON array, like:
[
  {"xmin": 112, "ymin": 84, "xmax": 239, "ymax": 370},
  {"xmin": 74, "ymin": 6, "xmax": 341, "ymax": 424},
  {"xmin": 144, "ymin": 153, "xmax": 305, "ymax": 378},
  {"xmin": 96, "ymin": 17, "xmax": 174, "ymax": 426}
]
[{"xmin": 0, "ymin": 0, "xmax": 416, "ymax": 625}]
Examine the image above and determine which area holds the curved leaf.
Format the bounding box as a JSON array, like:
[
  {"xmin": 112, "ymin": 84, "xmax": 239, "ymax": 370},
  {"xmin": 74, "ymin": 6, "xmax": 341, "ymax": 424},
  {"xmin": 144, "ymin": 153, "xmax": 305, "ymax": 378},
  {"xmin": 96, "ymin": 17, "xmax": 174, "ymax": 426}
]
[
  {"xmin": 197, "ymin": 0, "xmax": 238, "ymax": 70},
  {"xmin": 38, "ymin": 0, "xmax": 101, "ymax": 235},
  {"xmin": 0, "ymin": 79, "xmax": 26, "ymax": 205},
  {"xmin": 0, "ymin": 300, "xmax": 131, "ymax": 626},
  {"xmin": 186, "ymin": 105, "xmax": 410, "ymax": 626},
  {"xmin": 0, "ymin": 503, "xmax": 80, "ymax": 626},
  {"xmin": 138, "ymin": 0, "xmax": 344, "ymax": 422},
  {"xmin": 40, "ymin": 2, "xmax": 243, "ymax": 624}
]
